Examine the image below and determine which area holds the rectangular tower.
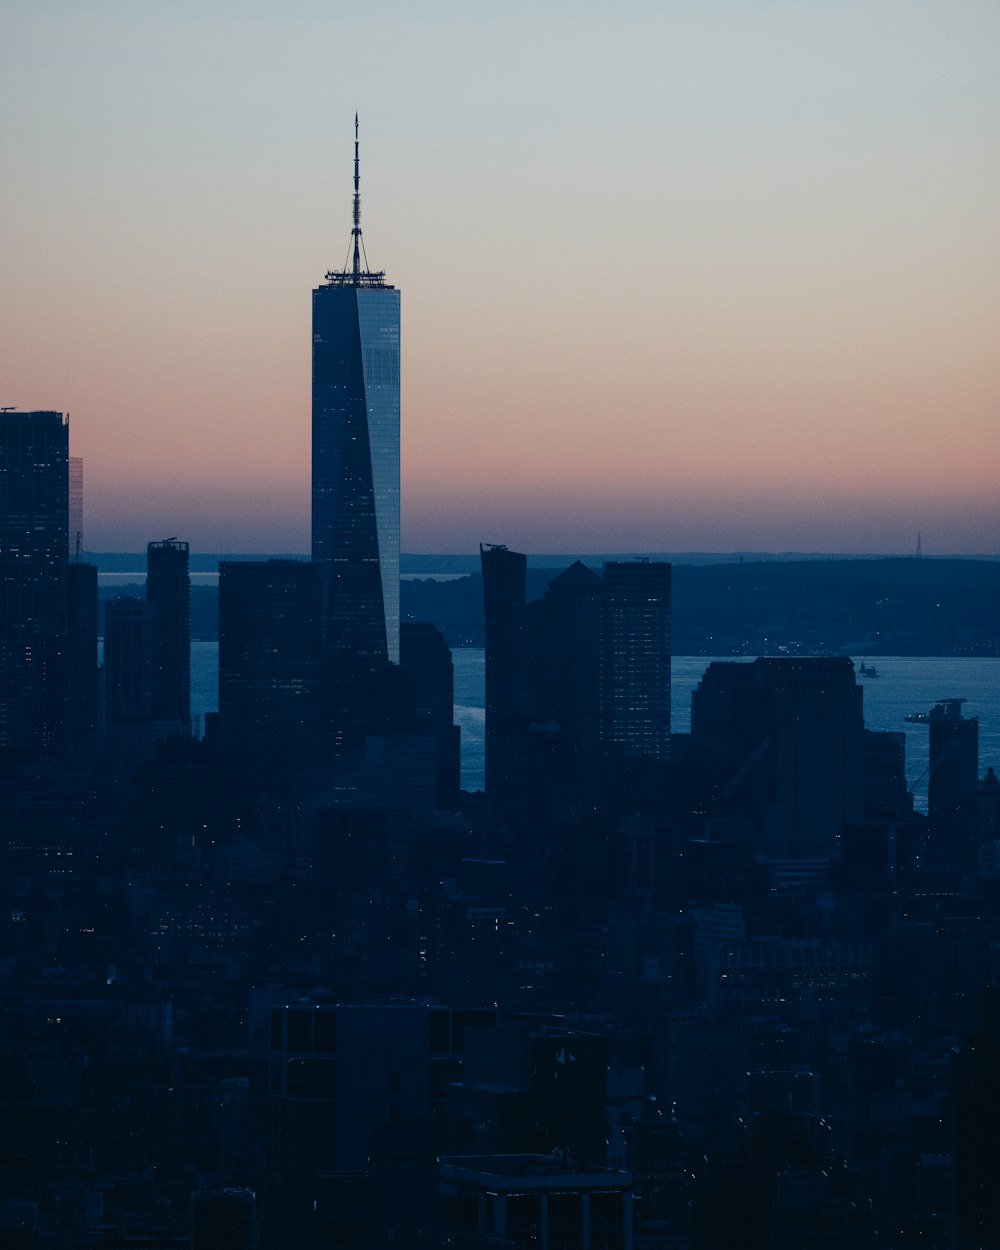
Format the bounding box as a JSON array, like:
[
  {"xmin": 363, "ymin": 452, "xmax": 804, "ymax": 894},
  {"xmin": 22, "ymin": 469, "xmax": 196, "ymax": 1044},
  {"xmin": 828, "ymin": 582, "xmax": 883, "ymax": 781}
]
[
  {"xmin": 602, "ymin": 560, "xmax": 672, "ymax": 762},
  {"xmin": 0, "ymin": 410, "xmax": 70, "ymax": 767},
  {"xmin": 312, "ymin": 118, "xmax": 400, "ymax": 748},
  {"xmin": 480, "ymin": 543, "xmax": 529, "ymax": 825},
  {"xmin": 219, "ymin": 559, "xmax": 322, "ymax": 777},
  {"xmin": 145, "ymin": 538, "xmax": 190, "ymax": 734}
]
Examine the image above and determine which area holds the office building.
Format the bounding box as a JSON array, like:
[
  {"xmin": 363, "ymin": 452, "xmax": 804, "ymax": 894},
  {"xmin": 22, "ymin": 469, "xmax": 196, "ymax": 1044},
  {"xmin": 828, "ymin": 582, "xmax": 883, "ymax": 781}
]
[
  {"xmin": 602, "ymin": 561, "xmax": 672, "ymax": 762},
  {"xmin": 263, "ymin": 1003, "xmax": 498, "ymax": 1248},
  {"xmin": 66, "ymin": 560, "xmax": 98, "ymax": 758},
  {"xmin": 104, "ymin": 597, "xmax": 146, "ymax": 723},
  {"xmin": 68, "ymin": 455, "xmax": 83, "ymax": 557},
  {"xmin": 0, "ymin": 410, "xmax": 70, "ymax": 767},
  {"xmin": 103, "ymin": 595, "xmax": 149, "ymax": 765},
  {"xmin": 439, "ymin": 1155, "xmax": 634, "ymax": 1249},
  {"xmin": 145, "ymin": 538, "xmax": 190, "ymax": 734},
  {"xmin": 218, "ymin": 559, "xmax": 322, "ymax": 776},
  {"xmin": 691, "ymin": 656, "xmax": 864, "ymax": 855},
  {"xmin": 526, "ymin": 560, "xmax": 604, "ymax": 764},
  {"xmin": 926, "ymin": 697, "xmax": 979, "ymax": 873},
  {"xmin": 312, "ymin": 117, "xmax": 400, "ymax": 742},
  {"xmin": 480, "ymin": 543, "xmax": 529, "ymax": 825},
  {"xmin": 399, "ymin": 621, "xmax": 461, "ymax": 806}
]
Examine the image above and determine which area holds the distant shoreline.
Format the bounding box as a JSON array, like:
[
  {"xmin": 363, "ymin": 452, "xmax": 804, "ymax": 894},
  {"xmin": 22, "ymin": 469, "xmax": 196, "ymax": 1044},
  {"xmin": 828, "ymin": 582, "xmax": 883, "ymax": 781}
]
[{"xmin": 83, "ymin": 550, "xmax": 1000, "ymax": 575}]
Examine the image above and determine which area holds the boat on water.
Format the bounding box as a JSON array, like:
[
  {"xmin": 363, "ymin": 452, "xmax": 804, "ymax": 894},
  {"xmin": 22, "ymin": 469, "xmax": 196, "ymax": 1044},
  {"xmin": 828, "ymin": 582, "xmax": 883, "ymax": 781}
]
[{"xmin": 857, "ymin": 661, "xmax": 879, "ymax": 678}]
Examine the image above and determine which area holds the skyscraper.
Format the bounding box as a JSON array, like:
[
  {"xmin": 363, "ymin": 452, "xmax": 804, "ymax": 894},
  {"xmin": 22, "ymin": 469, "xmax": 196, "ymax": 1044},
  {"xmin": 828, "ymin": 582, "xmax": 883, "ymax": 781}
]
[
  {"xmin": 145, "ymin": 538, "xmax": 190, "ymax": 734},
  {"xmin": 691, "ymin": 656, "xmax": 864, "ymax": 855},
  {"xmin": 0, "ymin": 410, "xmax": 70, "ymax": 767},
  {"xmin": 312, "ymin": 117, "xmax": 400, "ymax": 740},
  {"xmin": 218, "ymin": 559, "xmax": 322, "ymax": 777},
  {"xmin": 480, "ymin": 543, "xmax": 529, "ymax": 826},
  {"xmin": 926, "ymin": 697, "xmax": 979, "ymax": 872},
  {"xmin": 602, "ymin": 560, "xmax": 672, "ymax": 763}
]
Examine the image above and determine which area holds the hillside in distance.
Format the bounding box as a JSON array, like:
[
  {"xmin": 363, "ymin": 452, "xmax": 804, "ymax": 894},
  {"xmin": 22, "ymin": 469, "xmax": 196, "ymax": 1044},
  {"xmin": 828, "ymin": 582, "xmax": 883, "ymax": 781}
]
[
  {"xmin": 400, "ymin": 558, "xmax": 1000, "ymax": 656},
  {"xmin": 96, "ymin": 556, "xmax": 998, "ymax": 655}
]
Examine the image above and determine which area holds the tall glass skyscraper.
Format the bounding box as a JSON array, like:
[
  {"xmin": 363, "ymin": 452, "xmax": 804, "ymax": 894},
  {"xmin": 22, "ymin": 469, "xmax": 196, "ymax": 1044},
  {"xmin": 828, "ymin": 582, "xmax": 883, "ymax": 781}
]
[{"xmin": 312, "ymin": 116, "xmax": 400, "ymax": 732}]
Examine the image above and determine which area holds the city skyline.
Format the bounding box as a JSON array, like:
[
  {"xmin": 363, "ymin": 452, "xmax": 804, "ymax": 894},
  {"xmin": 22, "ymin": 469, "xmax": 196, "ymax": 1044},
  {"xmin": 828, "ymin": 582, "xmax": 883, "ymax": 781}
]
[{"xmin": 3, "ymin": 2, "xmax": 998, "ymax": 555}]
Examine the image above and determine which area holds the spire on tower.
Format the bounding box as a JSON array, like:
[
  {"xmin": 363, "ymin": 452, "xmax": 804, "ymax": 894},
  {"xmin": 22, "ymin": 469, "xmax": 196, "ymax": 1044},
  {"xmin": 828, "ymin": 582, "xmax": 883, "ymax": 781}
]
[
  {"xmin": 326, "ymin": 114, "xmax": 387, "ymax": 288},
  {"xmin": 352, "ymin": 112, "xmax": 361, "ymax": 280}
]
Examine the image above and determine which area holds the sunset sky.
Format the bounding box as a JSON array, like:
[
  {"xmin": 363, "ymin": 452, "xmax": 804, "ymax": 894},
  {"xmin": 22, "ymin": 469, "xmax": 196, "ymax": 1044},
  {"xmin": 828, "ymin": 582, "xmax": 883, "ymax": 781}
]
[{"xmin": 3, "ymin": 1, "xmax": 998, "ymax": 555}]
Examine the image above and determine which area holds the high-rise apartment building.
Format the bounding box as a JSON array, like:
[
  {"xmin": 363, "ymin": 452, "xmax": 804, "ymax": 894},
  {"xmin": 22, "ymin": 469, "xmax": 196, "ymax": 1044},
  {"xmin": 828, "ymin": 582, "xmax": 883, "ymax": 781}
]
[{"xmin": 312, "ymin": 117, "xmax": 400, "ymax": 742}]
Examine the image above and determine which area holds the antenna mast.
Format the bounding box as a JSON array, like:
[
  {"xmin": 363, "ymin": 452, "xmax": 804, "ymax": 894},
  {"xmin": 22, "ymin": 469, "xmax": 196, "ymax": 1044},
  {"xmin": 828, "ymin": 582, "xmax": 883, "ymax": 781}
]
[
  {"xmin": 330, "ymin": 113, "xmax": 387, "ymax": 287},
  {"xmin": 325, "ymin": 115, "xmax": 388, "ymax": 288},
  {"xmin": 352, "ymin": 112, "xmax": 361, "ymax": 281}
]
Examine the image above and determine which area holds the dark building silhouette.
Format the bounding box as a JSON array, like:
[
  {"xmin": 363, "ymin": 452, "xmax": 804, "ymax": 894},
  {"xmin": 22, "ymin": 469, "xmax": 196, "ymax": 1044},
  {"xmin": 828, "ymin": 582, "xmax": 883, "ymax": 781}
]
[
  {"xmin": 103, "ymin": 595, "xmax": 149, "ymax": 766},
  {"xmin": 104, "ymin": 596, "xmax": 145, "ymax": 722},
  {"xmin": 399, "ymin": 621, "xmax": 461, "ymax": 806},
  {"xmin": 691, "ymin": 656, "xmax": 863, "ymax": 856},
  {"xmin": 192, "ymin": 1188, "xmax": 257, "ymax": 1250},
  {"xmin": 145, "ymin": 538, "xmax": 190, "ymax": 735},
  {"xmin": 481, "ymin": 555, "xmax": 672, "ymax": 837},
  {"xmin": 926, "ymin": 697, "xmax": 979, "ymax": 873},
  {"xmin": 526, "ymin": 560, "xmax": 604, "ymax": 768},
  {"xmin": 481, "ymin": 543, "xmax": 529, "ymax": 825},
  {"xmin": 218, "ymin": 559, "xmax": 322, "ymax": 777},
  {"xmin": 0, "ymin": 410, "xmax": 70, "ymax": 767},
  {"xmin": 602, "ymin": 560, "xmax": 672, "ymax": 764},
  {"xmin": 312, "ymin": 118, "xmax": 399, "ymax": 744},
  {"xmin": 66, "ymin": 559, "xmax": 98, "ymax": 759},
  {"xmin": 862, "ymin": 728, "xmax": 913, "ymax": 822},
  {"xmin": 449, "ymin": 1022, "xmax": 608, "ymax": 1163},
  {"xmin": 980, "ymin": 767, "xmax": 1000, "ymax": 879},
  {"xmin": 438, "ymin": 1155, "xmax": 634, "ymax": 1248},
  {"xmin": 263, "ymin": 1003, "xmax": 497, "ymax": 1248},
  {"xmin": 953, "ymin": 989, "xmax": 1000, "ymax": 1249}
]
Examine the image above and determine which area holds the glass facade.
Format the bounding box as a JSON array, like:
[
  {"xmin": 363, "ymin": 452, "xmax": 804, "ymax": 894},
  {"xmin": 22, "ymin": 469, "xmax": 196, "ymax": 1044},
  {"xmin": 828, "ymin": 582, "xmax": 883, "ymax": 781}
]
[{"xmin": 312, "ymin": 282, "xmax": 400, "ymax": 669}]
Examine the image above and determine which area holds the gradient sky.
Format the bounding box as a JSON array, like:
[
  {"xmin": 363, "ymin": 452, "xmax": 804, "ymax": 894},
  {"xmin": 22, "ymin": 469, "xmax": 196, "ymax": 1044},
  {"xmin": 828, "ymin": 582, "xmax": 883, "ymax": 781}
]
[{"xmin": 3, "ymin": 1, "xmax": 998, "ymax": 554}]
